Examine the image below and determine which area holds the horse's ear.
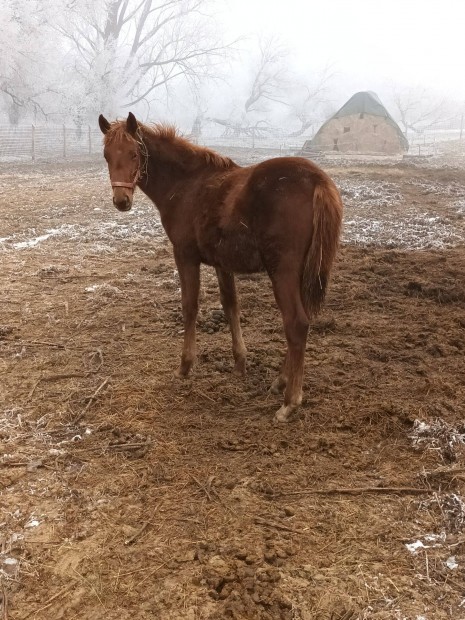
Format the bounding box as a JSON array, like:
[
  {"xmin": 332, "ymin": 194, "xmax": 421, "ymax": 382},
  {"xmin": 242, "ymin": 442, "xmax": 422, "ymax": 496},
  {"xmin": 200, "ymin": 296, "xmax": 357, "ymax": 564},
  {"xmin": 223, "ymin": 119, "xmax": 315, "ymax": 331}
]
[
  {"xmin": 126, "ymin": 112, "xmax": 138, "ymax": 136},
  {"xmin": 98, "ymin": 114, "xmax": 111, "ymax": 134}
]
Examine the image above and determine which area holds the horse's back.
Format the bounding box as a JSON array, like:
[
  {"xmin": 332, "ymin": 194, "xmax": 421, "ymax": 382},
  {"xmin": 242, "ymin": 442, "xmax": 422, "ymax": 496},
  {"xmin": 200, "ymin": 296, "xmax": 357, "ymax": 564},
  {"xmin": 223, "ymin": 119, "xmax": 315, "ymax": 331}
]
[{"xmin": 248, "ymin": 156, "xmax": 331, "ymax": 192}]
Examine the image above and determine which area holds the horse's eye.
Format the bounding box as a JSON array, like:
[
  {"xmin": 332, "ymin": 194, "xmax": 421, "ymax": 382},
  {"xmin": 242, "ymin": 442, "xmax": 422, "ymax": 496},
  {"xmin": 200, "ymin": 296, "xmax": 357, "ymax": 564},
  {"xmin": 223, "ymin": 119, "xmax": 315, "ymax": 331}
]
[{"xmin": 132, "ymin": 153, "xmax": 138, "ymax": 160}]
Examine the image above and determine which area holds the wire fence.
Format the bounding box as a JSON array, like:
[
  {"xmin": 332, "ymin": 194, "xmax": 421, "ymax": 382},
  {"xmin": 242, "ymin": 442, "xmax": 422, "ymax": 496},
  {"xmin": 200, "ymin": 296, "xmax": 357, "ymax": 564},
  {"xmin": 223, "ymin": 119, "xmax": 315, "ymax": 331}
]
[
  {"xmin": 403, "ymin": 116, "xmax": 464, "ymax": 156},
  {"xmin": 198, "ymin": 133, "xmax": 311, "ymax": 155},
  {"xmin": 0, "ymin": 120, "xmax": 464, "ymax": 163},
  {"xmin": 0, "ymin": 124, "xmax": 103, "ymax": 162}
]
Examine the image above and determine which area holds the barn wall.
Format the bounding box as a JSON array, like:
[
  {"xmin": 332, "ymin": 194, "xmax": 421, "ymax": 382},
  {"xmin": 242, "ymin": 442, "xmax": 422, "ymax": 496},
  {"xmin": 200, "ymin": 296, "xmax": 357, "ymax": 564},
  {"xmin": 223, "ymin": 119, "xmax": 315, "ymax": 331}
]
[{"xmin": 312, "ymin": 113, "xmax": 406, "ymax": 154}]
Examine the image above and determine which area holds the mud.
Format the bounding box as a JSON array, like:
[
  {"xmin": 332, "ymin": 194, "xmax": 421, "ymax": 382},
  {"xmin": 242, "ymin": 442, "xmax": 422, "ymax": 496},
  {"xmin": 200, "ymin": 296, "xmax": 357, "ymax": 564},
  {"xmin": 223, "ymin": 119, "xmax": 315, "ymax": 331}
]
[{"xmin": 1, "ymin": 156, "xmax": 464, "ymax": 619}]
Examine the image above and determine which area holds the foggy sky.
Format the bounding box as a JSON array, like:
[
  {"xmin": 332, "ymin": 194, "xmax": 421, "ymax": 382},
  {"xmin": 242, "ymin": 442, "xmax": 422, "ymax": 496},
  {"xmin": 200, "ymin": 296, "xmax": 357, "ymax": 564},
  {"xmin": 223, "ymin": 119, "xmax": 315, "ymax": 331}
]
[
  {"xmin": 222, "ymin": 0, "xmax": 465, "ymax": 101},
  {"xmin": 1, "ymin": 0, "xmax": 463, "ymax": 128}
]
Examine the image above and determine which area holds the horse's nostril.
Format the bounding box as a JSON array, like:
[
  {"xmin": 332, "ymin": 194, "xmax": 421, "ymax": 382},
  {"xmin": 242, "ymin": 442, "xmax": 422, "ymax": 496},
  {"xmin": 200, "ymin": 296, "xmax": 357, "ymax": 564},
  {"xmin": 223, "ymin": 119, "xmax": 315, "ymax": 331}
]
[
  {"xmin": 112, "ymin": 195, "xmax": 131, "ymax": 211},
  {"xmin": 113, "ymin": 196, "xmax": 130, "ymax": 209}
]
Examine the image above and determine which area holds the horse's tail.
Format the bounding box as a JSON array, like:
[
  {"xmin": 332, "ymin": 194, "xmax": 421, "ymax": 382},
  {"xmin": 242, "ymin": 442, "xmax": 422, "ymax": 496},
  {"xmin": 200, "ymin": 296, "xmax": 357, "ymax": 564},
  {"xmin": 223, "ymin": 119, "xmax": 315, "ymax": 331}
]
[{"xmin": 301, "ymin": 179, "xmax": 343, "ymax": 318}]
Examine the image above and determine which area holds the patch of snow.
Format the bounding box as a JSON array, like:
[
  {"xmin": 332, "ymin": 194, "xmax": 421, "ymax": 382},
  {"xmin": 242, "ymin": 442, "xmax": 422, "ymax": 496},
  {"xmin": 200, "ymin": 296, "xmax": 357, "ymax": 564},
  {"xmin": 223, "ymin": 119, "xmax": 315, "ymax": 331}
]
[
  {"xmin": 405, "ymin": 540, "xmax": 427, "ymax": 554},
  {"xmin": 408, "ymin": 179, "xmax": 465, "ymax": 197},
  {"xmin": 423, "ymin": 532, "xmax": 446, "ymax": 543},
  {"xmin": 338, "ymin": 179, "xmax": 404, "ymax": 206},
  {"xmin": 342, "ymin": 213, "xmax": 463, "ymax": 249},
  {"xmin": 446, "ymin": 556, "xmax": 458, "ymax": 570},
  {"xmin": 84, "ymin": 283, "xmax": 123, "ymax": 296},
  {"xmin": 13, "ymin": 233, "xmax": 53, "ymax": 249},
  {"xmin": 454, "ymin": 199, "xmax": 465, "ymax": 214},
  {"xmin": 410, "ymin": 418, "xmax": 465, "ymax": 453},
  {"xmin": 405, "ymin": 531, "xmax": 448, "ymax": 554},
  {"xmin": 1, "ymin": 557, "xmax": 19, "ymax": 578}
]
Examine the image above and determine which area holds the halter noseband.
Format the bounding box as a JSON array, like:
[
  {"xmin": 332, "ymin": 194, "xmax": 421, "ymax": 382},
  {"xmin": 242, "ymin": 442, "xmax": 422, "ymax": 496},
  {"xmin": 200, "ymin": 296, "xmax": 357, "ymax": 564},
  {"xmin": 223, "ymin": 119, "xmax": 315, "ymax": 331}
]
[
  {"xmin": 111, "ymin": 181, "xmax": 137, "ymax": 189},
  {"xmin": 111, "ymin": 166, "xmax": 141, "ymax": 191}
]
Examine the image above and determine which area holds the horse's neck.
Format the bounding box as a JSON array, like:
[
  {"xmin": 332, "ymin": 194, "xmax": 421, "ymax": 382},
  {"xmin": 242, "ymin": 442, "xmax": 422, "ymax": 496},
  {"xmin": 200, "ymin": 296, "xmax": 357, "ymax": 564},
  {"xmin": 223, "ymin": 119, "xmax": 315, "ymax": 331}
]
[{"xmin": 141, "ymin": 137, "xmax": 209, "ymax": 208}]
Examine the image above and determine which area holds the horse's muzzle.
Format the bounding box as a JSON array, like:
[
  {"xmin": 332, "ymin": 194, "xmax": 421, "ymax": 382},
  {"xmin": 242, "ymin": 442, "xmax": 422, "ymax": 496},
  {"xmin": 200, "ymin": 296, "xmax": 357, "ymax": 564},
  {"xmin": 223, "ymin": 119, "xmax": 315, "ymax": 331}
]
[
  {"xmin": 113, "ymin": 198, "xmax": 132, "ymax": 211},
  {"xmin": 113, "ymin": 193, "xmax": 132, "ymax": 212}
]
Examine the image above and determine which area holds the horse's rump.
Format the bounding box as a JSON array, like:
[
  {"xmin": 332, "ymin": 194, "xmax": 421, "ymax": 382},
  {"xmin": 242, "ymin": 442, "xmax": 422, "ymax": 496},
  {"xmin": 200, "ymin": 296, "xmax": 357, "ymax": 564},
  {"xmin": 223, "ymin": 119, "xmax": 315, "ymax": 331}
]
[{"xmin": 194, "ymin": 158, "xmax": 342, "ymax": 283}]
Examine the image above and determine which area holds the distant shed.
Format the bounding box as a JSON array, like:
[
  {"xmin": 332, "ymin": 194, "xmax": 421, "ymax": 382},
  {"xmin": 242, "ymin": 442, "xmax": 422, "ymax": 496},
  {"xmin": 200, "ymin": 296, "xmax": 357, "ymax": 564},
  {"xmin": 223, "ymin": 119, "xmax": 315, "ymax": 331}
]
[{"xmin": 302, "ymin": 91, "xmax": 408, "ymax": 155}]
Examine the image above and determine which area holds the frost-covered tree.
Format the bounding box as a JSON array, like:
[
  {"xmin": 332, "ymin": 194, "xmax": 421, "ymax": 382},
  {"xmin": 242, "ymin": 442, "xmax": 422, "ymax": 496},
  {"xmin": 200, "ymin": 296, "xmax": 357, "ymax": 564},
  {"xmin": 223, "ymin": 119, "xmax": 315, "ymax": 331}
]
[
  {"xmin": 390, "ymin": 86, "xmax": 452, "ymax": 138},
  {"xmin": 209, "ymin": 36, "xmax": 290, "ymax": 137},
  {"xmin": 286, "ymin": 68, "xmax": 334, "ymax": 137},
  {"xmin": 0, "ymin": 0, "xmax": 229, "ymax": 123},
  {"xmin": 208, "ymin": 39, "xmax": 335, "ymax": 139},
  {"xmin": 56, "ymin": 0, "xmax": 228, "ymax": 118},
  {"xmin": 0, "ymin": 2, "xmax": 65, "ymax": 123}
]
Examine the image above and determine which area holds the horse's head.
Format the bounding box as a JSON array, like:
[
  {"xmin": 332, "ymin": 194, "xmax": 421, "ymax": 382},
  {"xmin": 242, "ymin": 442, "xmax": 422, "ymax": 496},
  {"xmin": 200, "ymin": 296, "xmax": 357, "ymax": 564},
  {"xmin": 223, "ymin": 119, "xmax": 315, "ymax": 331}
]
[{"xmin": 98, "ymin": 112, "xmax": 141, "ymax": 212}]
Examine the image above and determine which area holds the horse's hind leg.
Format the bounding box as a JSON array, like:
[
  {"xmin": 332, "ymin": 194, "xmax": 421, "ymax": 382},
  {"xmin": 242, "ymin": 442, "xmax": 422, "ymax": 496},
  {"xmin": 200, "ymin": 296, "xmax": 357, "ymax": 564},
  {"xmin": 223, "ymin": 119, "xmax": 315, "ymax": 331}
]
[
  {"xmin": 174, "ymin": 254, "xmax": 200, "ymax": 378},
  {"xmin": 270, "ymin": 273, "xmax": 309, "ymax": 422},
  {"xmin": 270, "ymin": 351, "xmax": 289, "ymax": 394},
  {"xmin": 216, "ymin": 268, "xmax": 247, "ymax": 376}
]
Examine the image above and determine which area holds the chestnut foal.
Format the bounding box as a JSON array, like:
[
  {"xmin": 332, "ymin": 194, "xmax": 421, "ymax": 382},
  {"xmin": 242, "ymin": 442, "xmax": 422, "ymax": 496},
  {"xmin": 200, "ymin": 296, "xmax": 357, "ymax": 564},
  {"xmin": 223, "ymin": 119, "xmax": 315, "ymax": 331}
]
[{"xmin": 99, "ymin": 112, "xmax": 342, "ymax": 422}]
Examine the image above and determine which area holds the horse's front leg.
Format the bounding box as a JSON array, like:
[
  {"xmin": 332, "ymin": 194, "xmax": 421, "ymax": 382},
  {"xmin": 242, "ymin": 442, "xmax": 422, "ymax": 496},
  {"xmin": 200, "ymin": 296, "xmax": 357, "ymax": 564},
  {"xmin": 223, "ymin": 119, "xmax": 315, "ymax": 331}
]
[
  {"xmin": 174, "ymin": 254, "xmax": 200, "ymax": 378},
  {"xmin": 215, "ymin": 268, "xmax": 247, "ymax": 376}
]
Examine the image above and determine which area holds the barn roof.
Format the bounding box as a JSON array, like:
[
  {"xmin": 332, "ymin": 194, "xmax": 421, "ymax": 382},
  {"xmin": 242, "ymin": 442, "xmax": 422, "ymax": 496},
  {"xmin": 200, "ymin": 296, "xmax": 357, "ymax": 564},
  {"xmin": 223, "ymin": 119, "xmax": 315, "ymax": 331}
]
[
  {"xmin": 333, "ymin": 91, "xmax": 393, "ymax": 119},
  {"xmin": 315, "ymin": 91, "xmax": 408, "ymax": 150}
]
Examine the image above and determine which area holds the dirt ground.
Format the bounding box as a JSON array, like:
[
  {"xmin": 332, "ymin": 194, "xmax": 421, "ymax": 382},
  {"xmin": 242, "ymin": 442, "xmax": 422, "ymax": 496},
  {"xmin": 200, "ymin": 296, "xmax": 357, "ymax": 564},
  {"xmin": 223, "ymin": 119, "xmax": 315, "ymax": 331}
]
[{"xmin": 1, "ymin": 152, "xmax": 465, "ymax": 620}]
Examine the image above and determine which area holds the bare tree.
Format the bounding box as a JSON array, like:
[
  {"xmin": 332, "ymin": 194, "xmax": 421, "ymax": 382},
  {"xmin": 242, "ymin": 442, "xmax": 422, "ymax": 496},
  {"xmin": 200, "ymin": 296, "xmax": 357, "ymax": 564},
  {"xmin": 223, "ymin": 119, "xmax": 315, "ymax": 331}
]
[
  {"xmin": 243, "ymin": 36, "xmax": 290, "ymax": 114},
  {"xmin": 287, "ymin": 68, "xmax": 333, "ymax": 137},
  {"xmin": 390, "ymin": 86, "xmax": 451, "ymax": 138},
  {"xmin": 210, "ymin": 36, "xmax": 290, "ymax": 137},
  {"xmin": 57, "ymin": 0, "xmax": 229, "ymax": 115}
]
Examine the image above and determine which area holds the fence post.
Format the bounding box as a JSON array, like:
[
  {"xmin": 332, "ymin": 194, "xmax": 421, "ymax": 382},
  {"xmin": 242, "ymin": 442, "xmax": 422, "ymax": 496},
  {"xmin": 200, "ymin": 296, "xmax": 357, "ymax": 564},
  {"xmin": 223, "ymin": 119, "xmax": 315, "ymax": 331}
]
[
  {"xmin": 31, "ymin": 125, "xmax": 35, "ymax": 161},
  {"xmin": 88, "ymin": 125, "xmax": 91, "ymax": 154},
  {"xmin": 63, "ymin": 124, "xmax": 67, "ymax": 159}
]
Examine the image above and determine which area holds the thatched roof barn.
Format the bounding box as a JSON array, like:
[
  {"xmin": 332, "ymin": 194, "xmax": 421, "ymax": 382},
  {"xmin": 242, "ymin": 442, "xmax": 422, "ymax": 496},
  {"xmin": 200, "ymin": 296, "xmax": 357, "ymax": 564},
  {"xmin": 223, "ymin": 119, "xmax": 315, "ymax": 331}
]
[{"xmin": 303, "ymin": 91, "xmax": 408, "ymax": 155}]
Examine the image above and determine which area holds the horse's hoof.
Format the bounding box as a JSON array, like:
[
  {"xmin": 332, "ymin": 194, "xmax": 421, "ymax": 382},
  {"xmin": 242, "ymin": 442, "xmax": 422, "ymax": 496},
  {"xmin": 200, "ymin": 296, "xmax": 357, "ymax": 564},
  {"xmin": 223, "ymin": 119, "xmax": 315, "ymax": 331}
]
[
  {"xmin": 274, "ymin": 404, "xmax": 299, "ymax": 423},
  {"xmin": 174, "ymin": 368, "xmax": 189, "ymax": 379},
  {"xmin": 232, "ymin": 358, "xmax": 246, "ymax": 377},
  {"xmin": 274, "ymin": 405, "xmax": 290, "ymax": 423},
  {"xmin": 232, "ymin": 365, "xmax": 246, "ymax": 377}
]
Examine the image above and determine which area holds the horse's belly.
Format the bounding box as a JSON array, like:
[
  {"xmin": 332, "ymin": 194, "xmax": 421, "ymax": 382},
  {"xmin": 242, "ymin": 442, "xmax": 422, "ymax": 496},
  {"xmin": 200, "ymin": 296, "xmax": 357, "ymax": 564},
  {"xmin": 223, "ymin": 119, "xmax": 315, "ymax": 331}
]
[{"xmin": 201, "ymin": 233, "xmax": 264, "ymax": 273}]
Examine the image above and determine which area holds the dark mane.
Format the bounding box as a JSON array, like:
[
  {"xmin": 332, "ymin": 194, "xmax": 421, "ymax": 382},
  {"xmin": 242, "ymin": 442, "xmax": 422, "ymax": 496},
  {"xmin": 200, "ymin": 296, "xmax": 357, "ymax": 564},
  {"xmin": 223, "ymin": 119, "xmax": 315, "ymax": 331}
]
[{"xmin": 104, "ymin": 120, "xmax": 236, "ymax": 170}]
